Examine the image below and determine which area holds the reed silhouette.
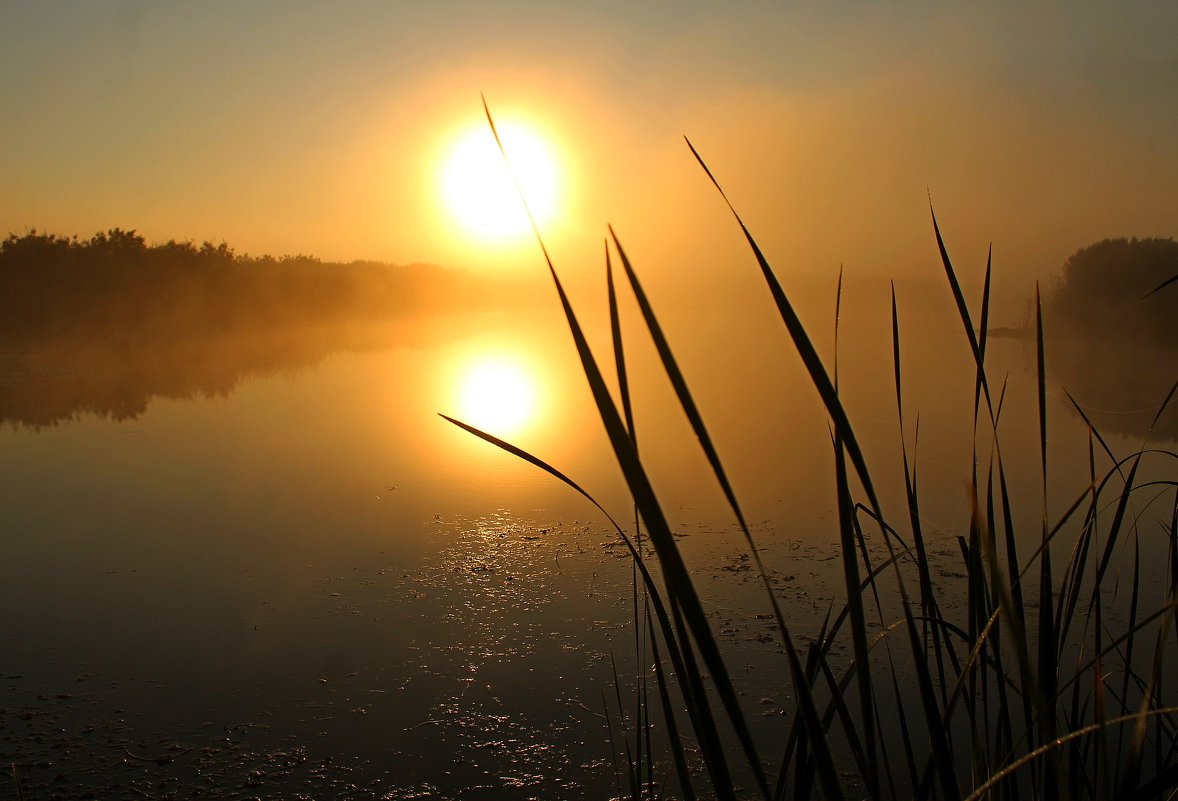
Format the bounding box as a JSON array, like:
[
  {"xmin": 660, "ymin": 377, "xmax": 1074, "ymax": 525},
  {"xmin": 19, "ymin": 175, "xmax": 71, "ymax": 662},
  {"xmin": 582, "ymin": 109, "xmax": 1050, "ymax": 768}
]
[{"xmin": 444, "ymin": 105, "xmax": 1178, "ymax": 800}]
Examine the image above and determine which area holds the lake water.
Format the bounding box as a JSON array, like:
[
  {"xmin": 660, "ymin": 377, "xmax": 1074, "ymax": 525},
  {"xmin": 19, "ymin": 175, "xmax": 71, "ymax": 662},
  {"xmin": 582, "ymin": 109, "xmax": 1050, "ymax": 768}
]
[{"xmin": 1, "ymin": 278, "xmax": 1173, "ymax": 799}]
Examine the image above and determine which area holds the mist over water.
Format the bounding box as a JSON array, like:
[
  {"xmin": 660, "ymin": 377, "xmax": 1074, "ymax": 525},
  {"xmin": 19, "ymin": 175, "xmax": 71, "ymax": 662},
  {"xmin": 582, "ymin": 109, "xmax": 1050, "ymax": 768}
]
[{"xmin": 1, "ymin": 236, "xmax": 1174, "ymax": 798}]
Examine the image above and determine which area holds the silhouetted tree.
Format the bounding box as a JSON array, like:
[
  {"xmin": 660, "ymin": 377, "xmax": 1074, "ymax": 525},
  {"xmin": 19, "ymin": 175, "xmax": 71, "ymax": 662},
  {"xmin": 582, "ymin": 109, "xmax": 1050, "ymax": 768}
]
[
  {"xmin": 1044, "ymin": 237, "xmax": 1177, "ymax": 439},
  {"xmin": 1045, "ymin": 237, "xmax": 1178, "ymax": 347}
]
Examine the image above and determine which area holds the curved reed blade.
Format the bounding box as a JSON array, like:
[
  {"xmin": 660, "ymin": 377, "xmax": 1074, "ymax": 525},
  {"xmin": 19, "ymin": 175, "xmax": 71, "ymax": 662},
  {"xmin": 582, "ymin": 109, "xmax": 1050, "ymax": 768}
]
[
  {"xmin": 607, "ymin": 242, "xmax": 637, "ymax": 445},
  {"xmin": 903, "ymin": 606, "xmax": 962, "ymax": 801},
  {"xmin": 1093, "ymin": 455, "xmax": 1143, "ymax": 590},
  {"xmin": 439, "ymin": 413, "xmax": 614, "ymax": 520},
  {"xmin": 609, "ymin": 651, "xmax": 640, "ymax": 799},
  {"xmin": 834, "ymin": 265, "xmax": 844, "ymax": 393},
  {"xmin": 1118, "ymin": 539, "xmax": 1155, "ymax": 800},
  {"xmin": 888, "ymin": 669, "xmax": 920, "ymax": 797},
  {"xmin": 1063, "ymin": 389, "xmax": 1120, "ymax": 468},
  {"xmin": 603, "ymin": 692, "xmax": 623, "ymax": 797},
  {"xmin": 1035, "ymin": 284, "xmax": 1049, "ymax": 504},
  {"xmin": 960, "ymin": 707, "xmax": 1178, "ymax": 801},
  {"xmin": 647, "ymin": 615, "xmax": 696, "ymax": 801},
  {"xmin": 684, "ymin": 137, "xmax": 884, "ymax": 525},
  {"xmin": 835, "ymin": 433, "xmax": 879, "ymax": 788},
  {"xmin": 929, "ymin": 204, "xmax": 993, "ymax": 418},
  {"xmin": 1033, "ymin": 284, "xmax": 1062, "ymax": 798},
  {"xmin": 775, "ymin": 554, "xmax": 908, "ymax": 800},
  {"xmin": 607, "ymin": 240, "xmax": 648, "ymax": 795},
  {"xmin": 976, "ymin": 247, "xmax": 993, "ymax": 423},
  {"xmin": 1170, "ymin": 497, "xmax": 1178, "ymax": 645},
  {"xmin": 439, "ymin": 411, "xmax": 735, "ymax": 797},
  {"xmin": 892, "ymin": 285, "xmax": 903, "ymax": 426},
  {"xmin": 979, "ymin": 246, "xmax": 992, "ymax": 362},
  {"xmin": 893, "ymin": 286, "xmax": 941, "ymax": 645},
  {"xmin": 1058, "ymin": 600, "xmax": 1178, "ymax": 703},
  {"xmin": 1143, "ymin": 273, "xmax": 1178, "ymax": 299},
  {"xmin": 782, "ymin": 632, "xmax": 848, "ymax": 801},
  {"xmin": 1150, "ymin": 377, "xmax": 1178, "ymax": 434}
]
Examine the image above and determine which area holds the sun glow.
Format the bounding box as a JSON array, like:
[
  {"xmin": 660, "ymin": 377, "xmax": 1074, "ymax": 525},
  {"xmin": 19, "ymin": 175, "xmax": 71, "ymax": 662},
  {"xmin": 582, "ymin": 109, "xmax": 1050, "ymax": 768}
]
[
  {"xmin": 439, "ymin": 121, "xmax": 560, "ymax": 243},
  {"xmin": 455, "ymin": 356, "xmax": 539, "ymax": 436}
]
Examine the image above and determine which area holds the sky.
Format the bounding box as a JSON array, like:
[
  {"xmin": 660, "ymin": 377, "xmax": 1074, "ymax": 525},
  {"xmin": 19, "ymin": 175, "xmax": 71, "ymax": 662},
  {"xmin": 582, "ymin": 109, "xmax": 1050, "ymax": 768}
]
[{"xmin": 3, "ymin": 1, "xmax": 1177, "ymax": 299}]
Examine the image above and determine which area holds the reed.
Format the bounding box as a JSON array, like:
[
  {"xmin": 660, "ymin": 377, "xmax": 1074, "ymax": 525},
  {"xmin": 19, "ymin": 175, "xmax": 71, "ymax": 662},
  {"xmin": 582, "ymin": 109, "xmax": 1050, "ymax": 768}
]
[{"xmin": 444, "ymin": 104, "xmax": 1178, "ymax": 800}]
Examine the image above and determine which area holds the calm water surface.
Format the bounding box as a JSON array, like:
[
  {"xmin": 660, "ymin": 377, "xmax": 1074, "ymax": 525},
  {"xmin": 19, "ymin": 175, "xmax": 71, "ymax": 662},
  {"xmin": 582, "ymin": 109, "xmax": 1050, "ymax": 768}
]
[{"xmin": 1, "ymin": 284, "xmax": 1171, "ymax": 798}]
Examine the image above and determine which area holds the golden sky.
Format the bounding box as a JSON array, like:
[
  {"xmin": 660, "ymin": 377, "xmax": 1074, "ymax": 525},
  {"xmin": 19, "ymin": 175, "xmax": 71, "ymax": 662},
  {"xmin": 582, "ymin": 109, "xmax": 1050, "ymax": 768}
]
[{"xmin": 3, "ymin": 2, "xmax": 1177, "ymax": 292}]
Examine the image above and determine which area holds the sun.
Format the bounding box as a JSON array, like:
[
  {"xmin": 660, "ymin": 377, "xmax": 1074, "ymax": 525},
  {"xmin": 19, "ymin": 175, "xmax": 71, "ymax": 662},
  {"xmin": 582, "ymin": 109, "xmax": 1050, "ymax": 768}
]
[{"xmin": 439, "ymin": 121, "xmax": 560, "ymax": 242}]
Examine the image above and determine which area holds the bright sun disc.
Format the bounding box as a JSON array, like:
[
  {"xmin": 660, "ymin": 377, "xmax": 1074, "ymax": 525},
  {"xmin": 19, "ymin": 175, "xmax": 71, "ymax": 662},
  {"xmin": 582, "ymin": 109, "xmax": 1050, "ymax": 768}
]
[
  {"xmin": 440, "ymin": 122, "xmax": 559, "ymax": 242},
  {"xmin": 457, "ymin": 358, "xmax": 537, "ymax": 435}
]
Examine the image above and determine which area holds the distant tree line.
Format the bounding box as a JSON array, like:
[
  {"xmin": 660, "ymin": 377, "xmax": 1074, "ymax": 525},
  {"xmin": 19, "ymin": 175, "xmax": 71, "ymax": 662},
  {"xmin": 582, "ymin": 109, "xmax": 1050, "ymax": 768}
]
[
  {"xmin": 1042, "ymin": 237, "xmax": 1177, "ymax": 439},
  {"xmin": 0, "ymin": 229, "xmax": 474, "ymax": 347},
  {"xmin": 0, "ymin": 228, "xmax": 526, "ymax": 427},
  {"xmin": 1043, "ymin": 236, "xmax": 1177, "ymax": 347}
]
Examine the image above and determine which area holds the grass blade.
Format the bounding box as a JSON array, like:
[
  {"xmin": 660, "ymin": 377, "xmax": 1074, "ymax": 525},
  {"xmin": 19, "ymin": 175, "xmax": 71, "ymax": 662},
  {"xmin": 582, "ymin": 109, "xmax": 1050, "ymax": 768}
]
[
  {"xmin": 607, "ymin": 242, "xmax": 637, "ymax": 444},
  {"xmin": 929, "ymin": 203, "xmax": 993, "ymax": 418},
  {"xmin": 1143, "ymin": 272, "xmax": 1178, "ymax": 299},
  {"xmin": 648, "ymin": 614, "xmax": 696, "ymax": 801},
  {"xmin": 1150, "ymin": 377, "xmax": 1178, "ymax": 434},
  {"xmin": 685, "ymin": 137, "xmax": 885, "ymax": 524}
]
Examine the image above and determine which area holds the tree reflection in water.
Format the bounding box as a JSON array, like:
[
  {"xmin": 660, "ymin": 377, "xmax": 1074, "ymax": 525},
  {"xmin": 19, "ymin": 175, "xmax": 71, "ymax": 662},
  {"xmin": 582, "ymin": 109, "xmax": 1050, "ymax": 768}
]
[{"xmin": 0, "ymin": 229, "xmax": 518, "ymax": 428}]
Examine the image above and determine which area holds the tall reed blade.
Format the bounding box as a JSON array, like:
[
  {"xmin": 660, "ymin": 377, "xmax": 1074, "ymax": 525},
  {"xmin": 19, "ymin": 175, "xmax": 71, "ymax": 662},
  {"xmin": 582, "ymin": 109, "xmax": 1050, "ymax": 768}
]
[
  {"xmin": 607, "ymin": 242, "xmax": 637, "ymax": 445},
  {"xmin": 609, "ymin": 651, "xmax": 641, "ymax": 800},
  {"xmin": 894, "ymin": 285, "xmax": 951, "ymax": 678},
  {"xmin": 834, "ymin": 265, "xmax": 844, "ymax": 393},
  {"xmin": 1150, "ymin": 378, "xmax": 1178, "ymax": 434},
  {"xmin": 976, "ymin": 246, "xmax": 993, "ymax": 424},
  {"xmin": 1035, "ymin": 284, "xmax": 1048, "ymax": 507},
  {"xmin": 929, "ymin": 204, "xmax": 993, "ymax": 417},
  {"xmin": 647, "ymin": 615, "xmax": 696, "ymax": 801},
  {"xmin": 1118, "ymin": 539, "xmax": 1156, "ymax": 799},
  {"xmin": 1033, "ymin": 283, "xmax": 1061, "ymax": 800},
  {"xmin": 1063, "ymin": 390, "xmax": 1120, "ymax": 469},
  {"xmin": 834, "ymin": 434, "xmax": 880, "ymax": 789},
  {"xmin": 1143, "ymin": 273, "xmax": 1178, "ymax": 299},
  {"xmin": 684, "ymin": 138, "xmax": 885, "ymax": 524},
  {"xmin": 606, "ymin": 239, "xmax": 649, "ymax": 796}
]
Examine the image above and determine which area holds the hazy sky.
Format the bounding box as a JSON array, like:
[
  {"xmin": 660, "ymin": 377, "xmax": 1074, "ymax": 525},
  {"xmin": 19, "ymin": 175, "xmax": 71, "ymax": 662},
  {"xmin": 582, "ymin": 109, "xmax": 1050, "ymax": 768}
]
[{"xmin": 3, "ymin": 1, "xmax": 1177, "ymax": 293}]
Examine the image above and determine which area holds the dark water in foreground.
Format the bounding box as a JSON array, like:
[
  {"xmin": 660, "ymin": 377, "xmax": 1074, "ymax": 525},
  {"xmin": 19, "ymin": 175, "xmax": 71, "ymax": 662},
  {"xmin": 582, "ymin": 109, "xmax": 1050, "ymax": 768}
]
[{"xmin": 1, "ymin": 285, "xmax": 1173, "ymax": 799}]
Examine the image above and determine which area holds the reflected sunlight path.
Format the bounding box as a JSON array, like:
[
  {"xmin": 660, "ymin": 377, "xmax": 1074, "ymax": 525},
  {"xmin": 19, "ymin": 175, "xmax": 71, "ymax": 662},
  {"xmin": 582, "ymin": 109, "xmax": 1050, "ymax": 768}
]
[{"xmin": 454, "ymin": 353, "xmax": 542, "ymax": 439}]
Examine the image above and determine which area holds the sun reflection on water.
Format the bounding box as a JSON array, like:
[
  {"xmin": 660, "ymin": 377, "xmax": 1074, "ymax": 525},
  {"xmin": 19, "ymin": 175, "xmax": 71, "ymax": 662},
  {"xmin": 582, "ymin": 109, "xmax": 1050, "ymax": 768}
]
[{"xmin": 453, "ymin": 352, "xmax": 542, "ymax": 438}]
